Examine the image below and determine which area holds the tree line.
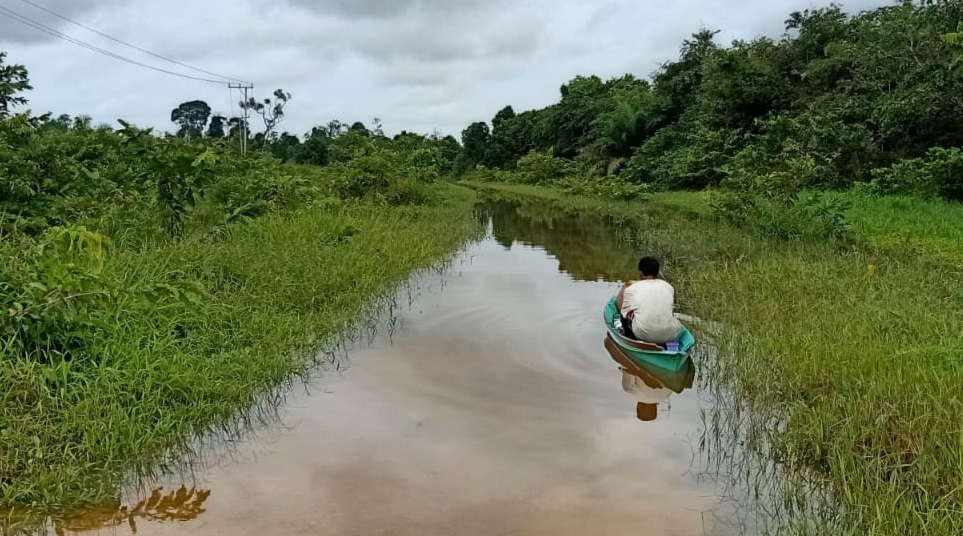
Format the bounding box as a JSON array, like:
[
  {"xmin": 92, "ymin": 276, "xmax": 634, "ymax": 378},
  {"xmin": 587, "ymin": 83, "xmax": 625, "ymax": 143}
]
[
  {"xmin": 0, "ymin": 54, "xmax": 460, "ymax": 243},
  {"xmin": 10, "ymin": 0, "xmax": 963, "ymax": 208},
  {"xmin": 456, "ymin": 1, "xmax": 963, "ymax": 202},
  {"xmin": 167, "ymin": 92, "xmax": 462, "ymax": 173}
]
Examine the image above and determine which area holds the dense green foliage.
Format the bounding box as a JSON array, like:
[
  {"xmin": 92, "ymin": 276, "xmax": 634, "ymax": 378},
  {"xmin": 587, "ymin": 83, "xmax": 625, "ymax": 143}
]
[
  {"xmin": 267, "ymin": 120, "xmax": 463, "ymax": 178},
  {"xmin": 458, "ymin": 1, "xmax": 963, "ymax": 214},
  {"xmin": 0, "ymin": 54, "xmax": 477, "ymax": 509},
  {"xmin": 4, "ymin": 1, "xmax": 963, "ymax": 530}
]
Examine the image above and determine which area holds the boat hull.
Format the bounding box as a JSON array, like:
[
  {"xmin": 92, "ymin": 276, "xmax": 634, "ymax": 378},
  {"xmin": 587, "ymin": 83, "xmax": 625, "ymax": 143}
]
[{"xmin": 603, "ymin": 297, "xmax": 695, "ymax": 372}]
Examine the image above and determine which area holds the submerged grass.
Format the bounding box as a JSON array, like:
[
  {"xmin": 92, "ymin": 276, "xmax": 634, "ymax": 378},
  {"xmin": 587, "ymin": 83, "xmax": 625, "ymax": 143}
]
[
  {"xmin": 0, "ymin": 184, "xmax": 480, "ymax": 509},
  {"xmin": 469, "ymin": 181, "xmax": 963, "ymax": 536}
]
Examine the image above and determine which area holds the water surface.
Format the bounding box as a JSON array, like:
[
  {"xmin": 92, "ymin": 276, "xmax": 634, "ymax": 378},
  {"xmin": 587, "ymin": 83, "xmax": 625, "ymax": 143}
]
[{"xmin": 38, "ymin": 199, "xmax": 750, "ymax": 536}]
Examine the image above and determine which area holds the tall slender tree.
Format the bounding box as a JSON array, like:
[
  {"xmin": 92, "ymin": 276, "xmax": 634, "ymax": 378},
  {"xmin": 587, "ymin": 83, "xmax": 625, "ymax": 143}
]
[
  {"xmin": 0, "ymin": 52, "xmax": 32, "ymax": 117},
  {"xmin": 240, "ymin": 89, "xmax": 292, "ymax": 144}
]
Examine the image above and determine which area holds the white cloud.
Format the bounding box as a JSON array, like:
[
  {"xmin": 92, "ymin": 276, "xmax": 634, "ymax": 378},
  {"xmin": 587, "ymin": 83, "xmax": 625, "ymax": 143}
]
[{"xmin": 0, "ymin": 0, "xmax": 893, "ymax": 137}]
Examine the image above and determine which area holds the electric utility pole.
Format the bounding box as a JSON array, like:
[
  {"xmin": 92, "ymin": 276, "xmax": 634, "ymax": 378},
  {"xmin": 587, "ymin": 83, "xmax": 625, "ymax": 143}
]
[{"xmin": 229, "ymin": 82, "xmax": 254, "ymax": 154}]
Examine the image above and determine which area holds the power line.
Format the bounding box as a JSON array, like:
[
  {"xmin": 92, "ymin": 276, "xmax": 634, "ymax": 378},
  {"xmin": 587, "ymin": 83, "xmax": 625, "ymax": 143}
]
[
  {"xmin": 0, "ymin": 5, "xmax": 229, "ymax": 84},
  {"xmin": 16, "ymin": 0, "xmax": 250, "ymax": 85},
  {"xmin": 0, "ymin": 5, "xmax": 229, "ymax": 85}
]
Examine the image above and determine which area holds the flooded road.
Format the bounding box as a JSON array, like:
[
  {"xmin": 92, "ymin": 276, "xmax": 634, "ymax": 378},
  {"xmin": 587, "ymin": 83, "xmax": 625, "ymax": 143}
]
[{"xmin": 41, "ymin": 199, "xmax": 748, "ymax": 536}]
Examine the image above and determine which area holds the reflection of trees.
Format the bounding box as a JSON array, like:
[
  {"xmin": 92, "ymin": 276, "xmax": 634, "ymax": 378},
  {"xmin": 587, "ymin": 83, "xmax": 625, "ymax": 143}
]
[
  {"xmin": 51, "ymin": 486, "xmax": 210, "ymax": 535},
  {"xmin": 481, "ymin": 199, "xmax": 640, "ymax": 282}
]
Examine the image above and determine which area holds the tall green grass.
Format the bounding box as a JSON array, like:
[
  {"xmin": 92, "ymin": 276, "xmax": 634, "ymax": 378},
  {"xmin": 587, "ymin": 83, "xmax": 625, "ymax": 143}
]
[
  {"xmin": 693, "ymin": 248, "xmax": 963, "ymax": 535},
  {"xmin": 835, "ymin": 192, "xmax": 963, "ymax": 262},
  {"xmin": 0, "ymin": 184, "xmax": 480, "ymax": 509},
  {"xmin": 469, "ymin": 182, "xmax": 963, "ymax": 535}
]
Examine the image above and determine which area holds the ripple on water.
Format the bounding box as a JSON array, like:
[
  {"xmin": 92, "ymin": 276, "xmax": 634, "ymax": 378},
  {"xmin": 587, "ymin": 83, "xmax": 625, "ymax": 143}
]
[{"xmin": 21, "ymin": 200, "xmax": 759, "ymax": 536}]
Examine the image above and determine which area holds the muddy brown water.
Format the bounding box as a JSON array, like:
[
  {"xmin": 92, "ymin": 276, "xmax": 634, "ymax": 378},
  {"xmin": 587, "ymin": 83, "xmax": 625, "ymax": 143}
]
[{"xmin": 31, "ymin": 200, "xmax": 760, "ymax": 536}]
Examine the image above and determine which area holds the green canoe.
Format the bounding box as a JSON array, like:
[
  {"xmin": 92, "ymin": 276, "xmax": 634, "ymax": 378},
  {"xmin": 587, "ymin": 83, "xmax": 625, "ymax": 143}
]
[{"xmin": 603, "ymin": 296, "xmax": 695, "ymax": 372}]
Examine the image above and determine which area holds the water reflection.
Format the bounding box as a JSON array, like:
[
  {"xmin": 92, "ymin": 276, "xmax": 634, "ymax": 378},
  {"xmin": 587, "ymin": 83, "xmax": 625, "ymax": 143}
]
[
  {"xmin": 52, "ymin": 487, "xmax": 210, "ymax": 535},
  {"xmin": 480, "ymin": 198, "xmax": 640, "ymax": 283},
  {"xmin": 1, "ymin": 277, "xmax": 440, "ymax": 536},
  {"xmin": 0, "ymin": 487, "xmax": 212, "ymax": 536},
  {"xmin": 2, "ymin": 190, "xmax": 826, "ymax": 535},
  {"xmin": 604, "ymin": 336, "xmax": 696, "ymax": 423}
]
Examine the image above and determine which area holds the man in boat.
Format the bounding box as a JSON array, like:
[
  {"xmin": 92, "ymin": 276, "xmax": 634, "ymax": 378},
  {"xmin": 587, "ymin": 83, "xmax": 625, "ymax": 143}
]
[{"xmin": 615, "ymin": 257, "xmax": 682, "ymax": 344}]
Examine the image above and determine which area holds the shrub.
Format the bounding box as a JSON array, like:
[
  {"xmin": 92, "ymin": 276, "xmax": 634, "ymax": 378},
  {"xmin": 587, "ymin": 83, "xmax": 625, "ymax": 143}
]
[
  {"xmin": 869, "ymin": 148, "xmax": 963, "ymax": 201},
  {"xmin": 458, "ymin": 166, "xmax": 496, "ymax": 182},
  {"xmin": 330, "ymin": 147, "xmax": 435, "ymax": 205},
  {"xmin": 1, "ymin": 227, "xmax": 115, "ymax": 364},
  {"xmin": 709, "ymin": 190, "xmax": 852, "ymax": 242},
  {"xmin": 725, "ymin": 150, "xmax": 825, "ymax": 207},
  {"xmin": 623, "ymin": 122, "xmax": 738, "ymax": 189},
  {"xmin": 554, "ymin": 177, "xmax": 650, "ymax": 201},
  {"xmin": 207, "ymin": 161, "xmax": 321, "ymax": 217},
  {"xmin": 516, "ymin": 150, "xmax": 571, "ymax": 184},
  {"xmin": 382, "ymin": 176, "xmax": 432, "ymax": 206}
]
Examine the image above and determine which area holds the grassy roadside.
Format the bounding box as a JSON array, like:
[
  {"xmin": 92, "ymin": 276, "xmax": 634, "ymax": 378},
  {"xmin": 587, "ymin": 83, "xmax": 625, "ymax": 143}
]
[
  {"xmin": 835, "ymin": 192, "xmax": 963, "ymax": 262},
  {"xmin": 466, "ymin": 181, "xmax": 963, "ymax": 257},
  {"xmin": 467, "ymin": 181, "xmax": 963, "ymax": 536},
  {"xmin": 0, "ymin": 183, "xmax": 480, "ymax": 510}
]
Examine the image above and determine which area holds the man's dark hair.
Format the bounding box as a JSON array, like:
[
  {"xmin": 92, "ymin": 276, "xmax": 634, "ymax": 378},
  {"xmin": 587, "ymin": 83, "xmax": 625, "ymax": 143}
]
[{"xmin": 639, "ymin": 257, "xmax": 660, "ymax": 277}]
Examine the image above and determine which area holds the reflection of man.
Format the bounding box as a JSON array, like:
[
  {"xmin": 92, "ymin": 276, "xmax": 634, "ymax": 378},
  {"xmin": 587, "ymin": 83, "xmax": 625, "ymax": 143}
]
[
  {"xmin": 605, "ymin": 336, "xmax": 695, "ymax": 423},
  {"xmin": 621, "ymin": 368, "xmax": 672, "ymax": 422}
]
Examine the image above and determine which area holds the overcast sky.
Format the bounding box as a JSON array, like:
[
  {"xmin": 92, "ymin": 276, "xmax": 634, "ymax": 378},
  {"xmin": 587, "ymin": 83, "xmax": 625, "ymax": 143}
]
[{"xmin": 0, "ymin": 0, "xmax": 890, "ymax": 137}]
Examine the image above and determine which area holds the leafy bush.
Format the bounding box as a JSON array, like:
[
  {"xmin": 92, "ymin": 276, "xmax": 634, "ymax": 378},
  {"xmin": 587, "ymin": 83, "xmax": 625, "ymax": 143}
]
[
  {"xmin": 117, "ymin": 124, "xmax": 223, "ymax": 238},
  {"xmin": 0, "ymin": 114, "xmax": 302, "ymax": 241},
  {"xmin": 554, "ymin": 177, "xmax": 650, "ymax": 201},
  {"xmin": 1, "ymin": 227, "xmax": 117, "ymax": 364},
  {"xmin": 623, "ymin": 122, "xmax": 738, "ymax": 189},
  {"xmin": 459, "ymin": 165, "xmax": 528, "ymax": 184},
  {"xmin": 515, "ymin": 150, "xmax": 571, "ymax": 184},
  {"xmin": 493, "ymin": 169, "xmax": 517, "ymax": 182},
  {"xmin": 1, "ymin": 226, "xmax": 208, "ymax": 365},
  {"xmin": 869, "ymin": 147, "xmax": 963, "ymax": 201},
  {"xmin": 382, "ymin": 176, "xmax": 432, "ymax": 206},
  {"xmin": 405, "ymin": 148, "xmax": 446, "ymax": 180},
  {"xmin": 724, "ymin": 148, "xmax": 826, "ymax": 207},
  {"xmin": 1, "ymin": 107, "xmax": 444, "ymax": 249},
  {"xmin": 330, "ymin": 146, "xmax": 435, "ymax": 205},
  {"xmin": 708, "ymin": 125, "xmax": 854, "ymax": 242},
  {"xmin": 0, "ymin": 114, "xmax": 142, "ymax": 233},
  {"xmin": 709, "ymin": 190, "xmax": 852, "ymax": 242},
  {"xmin": 458, "ymin": 165, "xmax": 497, "ymax": 182},
  {"xmin": 206, "ymin": 158, "xmax": 324, "ymax": 221}
]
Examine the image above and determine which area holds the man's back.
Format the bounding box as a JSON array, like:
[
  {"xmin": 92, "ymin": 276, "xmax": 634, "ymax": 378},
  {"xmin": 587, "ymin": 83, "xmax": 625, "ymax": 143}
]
[{"xmin": 620, "ymin": 279, "xmax": 680, "ymax": 344}]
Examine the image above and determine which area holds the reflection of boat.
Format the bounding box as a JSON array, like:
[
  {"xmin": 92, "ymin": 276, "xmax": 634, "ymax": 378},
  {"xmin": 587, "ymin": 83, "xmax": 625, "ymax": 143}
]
[
  {"xmin": 604, "ymin": 336, "xmax": 695, "ymax": 395},
  {"xmin": 604, "ymin": 337, "xmax": 696, "ymax": 422},
  {"xmin": 603, "ymin": 296, "xmax": 695, "ymax": 372}
]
